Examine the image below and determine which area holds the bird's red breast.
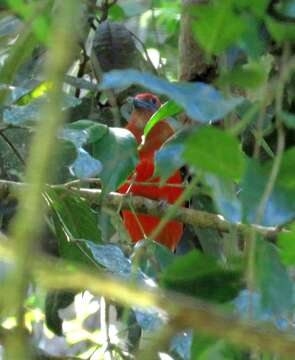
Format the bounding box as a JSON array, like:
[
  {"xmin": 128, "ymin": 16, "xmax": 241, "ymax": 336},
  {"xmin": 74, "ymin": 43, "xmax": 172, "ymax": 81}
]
[{"xmin": 117, "ymin": 93, "xmax": 183, "ymax": 251}]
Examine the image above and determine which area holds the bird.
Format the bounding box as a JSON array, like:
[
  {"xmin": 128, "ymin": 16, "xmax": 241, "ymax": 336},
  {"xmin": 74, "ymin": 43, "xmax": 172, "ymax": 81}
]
[{"xmin": 117, "ymin": 93, "xmax": 183, "ymax": 251}]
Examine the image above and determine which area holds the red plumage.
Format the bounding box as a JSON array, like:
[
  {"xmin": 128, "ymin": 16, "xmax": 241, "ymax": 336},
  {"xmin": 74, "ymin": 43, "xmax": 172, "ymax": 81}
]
[{"xmin": 118, "ymin": 93, "xmax": 183, "ymax": 251}]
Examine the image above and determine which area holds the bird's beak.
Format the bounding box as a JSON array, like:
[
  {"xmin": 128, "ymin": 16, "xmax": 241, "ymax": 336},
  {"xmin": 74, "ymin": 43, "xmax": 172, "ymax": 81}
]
[{"xmin": 127, "ymin": 97, "xmax": 158, "ymax": 111}]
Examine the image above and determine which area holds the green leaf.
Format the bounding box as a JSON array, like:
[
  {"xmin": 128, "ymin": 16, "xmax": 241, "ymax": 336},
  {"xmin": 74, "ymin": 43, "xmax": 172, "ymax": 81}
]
[
  {"xmin": 131, "ymin": 239, "xmax": 174, "ymax": 278},
  {"xmin": 47, "ymin": 190, "xmax": 102, "ymax": 266},
  {"xmin": 16, "ymin": 81, "xmax": 52, "ymax": 105},
  {"xmin": 89, "ymin": 126, "xmax": 138, "ymax": 193},
  {"xmin": 238, "ymin": 16, "xmax": 266, "ymax": 58},
  {"xmin": 7, "ymin": 0, "xmax": 51, "ymax": 43},
  {"xmin": 154, "ymin": 129, "xmax": 189, "ymax": 182},
  {"xmin": 0, "ymin": 127, "xmax": 30, "ymax": 173},
  {"xmin": 70, "ymin": 148, "xmax": 102, "ymax": 179},
  {"xmin": 85, "ymin": 242, "xmax": 133, "ymax": 278},
  {"xmin": 0, "ymin": 14, "xmax": 22, "ymax": 39},
  {"xmin": 240, "ymin": 159, "xmax": 295, "ymax": 226},
  {"xmin": 49, "ymin": 139, "xmax": 78, "ymax": 183},
  {"xmin": 160, "ymin": 250, "xmax": 242, "ymax": 303},
  {"xmin": 275, "ymin": 147, "xmax": 295, "ymax": 190},
  {"xmin": 266, "ymin": 16, "xmax": 295, "ymax": 42},
  {"xmin": 0, "ymin": 83, "xmax": 28, "ymax": 105},
  {"xmin": 218, "ymin": 63, "xmax": 267, "ymax": 90},
  {"xmin": 236, "ymin": 0, "xmax": 269, "ymax": 16},
  {"xmin": 256, "ymin": 238, "xmax": 293, "ymax": 315},
  {"xmin": 170, "ymin": 331, "xmax": 192, "ymax": 360},
  {"xmin": 205, "ymin": 175, "xmax": 241, "ymax": 223},
  {"xmin": 61, "ymin": 121, "xmax": 107, "ymax": 179},
  {"xmin": 3, "ymin": 94, "xmax": 81, "ymax": 126},
  {"xmin": 100, "ymin": 70, "xmax": 243, "ymax": 123},
  {"xmin": 184, "ymin": 126, "xmax": 245, "ymax": 181},
  {"xmin": 190, "ymin": 194, "xmax": 224, "ymax": 259},
  {"xmin": 119, "ymin": 0, "xmax": 148, "ymax": 17},
  {"xmin": 144, "ymin": 100, "xmax": 182, "ymax": 137},
  {"xmin": 192, "ymin": 1, "xmax": 245, "ymax": 55},
  {"xmin": 108, "ymin": 4, "xmax": 125, "ymax": 21},
  {"xmin": 191, "ymin": 333, "xmax": 240, "ymax": 360},
  {"xmin": 3, "ymin": 97, "xmax": 45, "ymax": 125},
  {"xmin": 281, "ymin": 111, "xmax": 295, "ymax": 129},
  {"xmin": 278, "ymin": 222, "xmax": 295, "ymax": 266},
  {"xmin": 63, "ymin": 120, "xmax": 108, "ymax": 146},
  {"xmin": 45, "ymin": 291, "xmax": 75, "ymax": 336}
]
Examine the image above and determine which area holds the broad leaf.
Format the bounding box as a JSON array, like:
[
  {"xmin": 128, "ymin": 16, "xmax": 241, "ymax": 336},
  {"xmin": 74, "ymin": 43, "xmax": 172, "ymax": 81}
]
[
  {"xmin": 255, "ymin": 238, "xmax": 293, "ymax": 315},
  {"xmin": 17, "ymin": 81, "xmax": 52, "ymax": 105},
  {"xmin": 170, "ymin": 331, "xmax": 192, "ymax": 360},
  {"xmin": 0, "ymin": 15, "xmax": 22, "ymax": 39},
  {"xmin": 131, "ymin": 239, "xmax": 174, "ymax": 279},
  {"xmin": 281, "ymin": 111, "xmax": 295, "ymax": 129},
  {"xmin": 205, "ymin": 175, "xmax": 242, "ymax": 223},
  {"xmin": 218, "ymin": 63, "xmax": 268, "ymax": 90},
  {"xmin": 160, "ymin": 250, "xmax": 242, "ymax": 303},
  {"xmin": 51, "ymin": 139, "xmax": 78, "ymax": 183},
  {"xmin": 85, "ymin": 241, "xmax": 156, "ymax": 286},
  {"xmin": 89, "ymin": 126, "xmax": 138, "ymax": 193},
  {"xmin": 266, "ymin": 16, "xmax": 295, "ymax": 42},
  {"xmin": 240, "ymin": 159, "xmax": 295, "ymax": 226},
  {"xmin": 184, "ymin": 126, "xmax": 245, "ymax": 181},
  {"xmin": 236, "ymin": 0, "xmax": 269, "ymax": 16},
  {"xmin": 278, "ymin": 222, "xmax": 295, "ymax": 266},
  {"xmin": 0, "ymin": 83, "xmax": 28, "ymax": 106},
  {"xmin": 275, "ymin": 147, "xmax": 295, "ymax": 190},
  {"xmin": 100, "ymin": 70, "xmax": 243, "ymax": 123},
  {"xmin": 155, "ymin": 129, "xmax": 189, "ymax": 182},
  {"xmin": 63, "ymin": 119, "xmax": 108, "ymax": 145},
  {"xmin": 191, "ymin": 334, "xmax": 239, "ymax": 360},
  {"xmin": 61, "ymin": 120, "xmax": 107, "ymax": 179},
  {"xmin": 47, "ymin": 190, "xmax": 102, "ymax": 266},
  {"xmin": 69, "ymin": 148, "xmax": 102, "ymax": 179},
  {"xmin": 235, "ymin": 290, "xmax": 290, "ymax": 330},
  {"xmin": 45, "ymin": 291, "xmax": 75, "ymax": 336},
  {"xmin": 192, "ymin": 1, "xmax": 245, "ymax": 55},
  {"xmin": 3, "ymin": 94, "xmax": 81, "ymax": 126},
  {"xmin": 85, "ymin": 242, "xmax": 132, "ymax": 278}
]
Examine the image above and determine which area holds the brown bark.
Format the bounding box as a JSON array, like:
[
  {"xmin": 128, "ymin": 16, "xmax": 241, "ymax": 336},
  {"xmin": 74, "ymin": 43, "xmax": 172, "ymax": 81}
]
[{"xmin": 178, "ymin": 0, "xmax": 217, "ymax": 83}]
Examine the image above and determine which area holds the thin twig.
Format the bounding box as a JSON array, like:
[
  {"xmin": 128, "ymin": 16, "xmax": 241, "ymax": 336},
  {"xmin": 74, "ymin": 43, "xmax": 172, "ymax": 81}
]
[
  {"xmin": 0, "ymin": 132, "xmax": 25, "ymax": 166},
  {"xmin": 97, "ymin": 0, "xmax": 118, "ymax": 23},
  {"xmin": 100, "ymin": 297, "xmax": 114, "ymax": 360},
  {"xmin": 246, "ymin": 44, "xmax": 290, "ymax": 331},
  {"xmin": 75, "ymin": 42, "xmax": 90, "ymax": 98},
  {"xmin": 127, "ymin": 29, "xmax": 158, "ymax": 75},
  {"xmin": 64, "ymin": 74, "xmax": 99, "ymax": 92}
]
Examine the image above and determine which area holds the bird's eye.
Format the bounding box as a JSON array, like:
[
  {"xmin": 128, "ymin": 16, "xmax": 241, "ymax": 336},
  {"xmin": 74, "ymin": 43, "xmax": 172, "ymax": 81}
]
[{"xmin": 151, "ymin": 98, "xmax": 157, "ymax": 104}]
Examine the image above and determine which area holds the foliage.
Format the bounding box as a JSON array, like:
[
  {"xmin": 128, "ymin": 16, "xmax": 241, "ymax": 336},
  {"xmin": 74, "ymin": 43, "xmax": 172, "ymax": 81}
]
[{"xmin": 1, "ymin": 0, "xmax": 295, "ymax": 359}]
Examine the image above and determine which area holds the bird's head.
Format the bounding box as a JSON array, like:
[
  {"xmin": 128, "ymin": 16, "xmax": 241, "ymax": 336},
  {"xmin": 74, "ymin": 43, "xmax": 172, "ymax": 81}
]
[
  {"xmin": 126, "ymin": 93, "xmax": 161, "ymax": 142},
  {"xmin": 130, "ymin": 93, "xmax": 161, "ymax": 112},
  {"xmin": 126, "ymin": 93, "xmax": 174, "ymax": 159}
]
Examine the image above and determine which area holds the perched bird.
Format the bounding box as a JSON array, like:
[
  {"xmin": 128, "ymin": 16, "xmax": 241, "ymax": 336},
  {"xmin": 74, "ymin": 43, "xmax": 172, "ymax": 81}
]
[{"xmin": 118, "ymin": 93, "xmax": 183, "ymax": 251}]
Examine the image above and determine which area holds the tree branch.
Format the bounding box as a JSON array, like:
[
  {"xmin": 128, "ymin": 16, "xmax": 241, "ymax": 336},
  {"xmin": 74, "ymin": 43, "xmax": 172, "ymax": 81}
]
[
  {"xmin": 0, "ymin": 179, "xmax": 281, "ymax": 240},
  {"xmin": 1, "ymin": 248, "xmax": 295, "ymax": 359},
  {"xmin": 63, "ymin": 74, "xmax": 99, "ymax": 92}
]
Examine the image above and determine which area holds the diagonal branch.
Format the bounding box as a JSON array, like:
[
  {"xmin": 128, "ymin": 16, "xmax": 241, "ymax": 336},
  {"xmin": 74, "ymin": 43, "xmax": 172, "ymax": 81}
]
[{"xmin": 0, "ymin": 248, "xmax": 294, "ymax": 359}]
